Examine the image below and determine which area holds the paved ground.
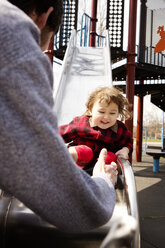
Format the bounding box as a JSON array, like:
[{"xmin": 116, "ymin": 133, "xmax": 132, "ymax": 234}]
[{"xmin": 132, "ymin": 150, "xmax": 165, "ymax": 248}]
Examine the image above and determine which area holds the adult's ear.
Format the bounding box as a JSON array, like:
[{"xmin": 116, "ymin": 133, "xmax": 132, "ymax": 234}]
[{"xmin": 33, "ymin": 7, "xmax": 53, "ymax": 30}]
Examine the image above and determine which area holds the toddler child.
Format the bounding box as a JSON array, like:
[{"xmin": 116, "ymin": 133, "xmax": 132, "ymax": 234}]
[{"xmin": 59, "ymin": 86, "xmax": 133, "ymax": 171}]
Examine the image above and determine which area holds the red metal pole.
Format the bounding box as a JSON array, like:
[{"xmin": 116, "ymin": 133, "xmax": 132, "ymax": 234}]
[
  {"xmin": 125, "ymin": 0, "xmax": 137, "ymax": 162},
  {"xmin": 136, "ymin": 81, "xmax": 143, "ymax": 162},
  {"xmin": 136, "ymin": 0, "xmax": 147, "ymax": 162},
  {"xmin": 90, "ymin": 0, "xmax": 98, "ymax": 47}
]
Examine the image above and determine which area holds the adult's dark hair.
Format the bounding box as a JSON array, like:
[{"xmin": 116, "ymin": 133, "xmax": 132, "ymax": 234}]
[{"xmin": 8, "ymin": 0, "xmax": 63, "ymax": 34}]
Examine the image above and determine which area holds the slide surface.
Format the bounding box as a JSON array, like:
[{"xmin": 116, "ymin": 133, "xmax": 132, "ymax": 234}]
[
  {"xmin": 53, "ymin": 30, "xmax": 140, "ymax": 248},
  {"xmin": 54, "ymin": 30, "xmax": 112, "ymax": 126}
]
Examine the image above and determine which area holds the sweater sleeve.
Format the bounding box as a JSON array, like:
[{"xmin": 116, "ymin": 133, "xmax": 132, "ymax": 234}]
[{"xmin": 0, "ymin": 2, "xmax": 116, "ymax": 233}]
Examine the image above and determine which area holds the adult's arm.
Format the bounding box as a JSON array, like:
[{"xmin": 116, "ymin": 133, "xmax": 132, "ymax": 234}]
[
  {"xmin": 0, "ymin": 6, "xmax": 116, "ymax": 233},
  {"xmin": 0, "ymin": 58, "xmax": 116, "ymax": 232}
]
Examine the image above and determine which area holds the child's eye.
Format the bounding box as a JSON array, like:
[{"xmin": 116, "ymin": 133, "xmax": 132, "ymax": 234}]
[{"xmin": 99, "ymin": 111, "xmax": 104, "ymax": 114}]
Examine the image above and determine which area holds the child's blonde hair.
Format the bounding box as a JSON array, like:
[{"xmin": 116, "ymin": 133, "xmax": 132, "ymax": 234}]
[{"xmin": 84, "ymin": 86, "xmax": 132, "ymax": 121}]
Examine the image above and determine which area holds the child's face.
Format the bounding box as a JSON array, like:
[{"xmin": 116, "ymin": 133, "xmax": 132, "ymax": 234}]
[{"xmin": 90, "ymin": 100, "xmax": 119, "ymax": 129}]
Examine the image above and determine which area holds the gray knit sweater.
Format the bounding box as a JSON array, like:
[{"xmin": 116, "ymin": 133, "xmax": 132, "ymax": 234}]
[{"xmin": 0, "ymin": 0, "xmax": 116, "ymax": 233}]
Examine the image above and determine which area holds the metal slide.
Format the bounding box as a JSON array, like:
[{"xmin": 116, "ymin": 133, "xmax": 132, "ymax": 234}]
[
  {"xmin": 54, "ymin": 29, "xmax": 112, "ymax": 126},
  {"xmin": 53, "ymin": 29, "xmax": 140, "ymax": 248},
  {"xmin": 0, "ymin": 30, "xmax": 140, "ymax": 248}
]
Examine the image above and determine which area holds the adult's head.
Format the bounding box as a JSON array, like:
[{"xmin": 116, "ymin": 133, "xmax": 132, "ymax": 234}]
[
  {"xmin": 8, "ymin": 0, "xmax": 63, "ymax": 50},
  {"xmin": 8, "ymin": 0, "xmax": 63, "ymax": 33}
]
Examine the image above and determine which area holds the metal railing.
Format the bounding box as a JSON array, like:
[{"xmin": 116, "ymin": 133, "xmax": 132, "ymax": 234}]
[
  {"xmin": 79, "ymin": 13, "xmax": 91, "ymax": 47},
  {"xmin": 136, "ymin": 45, "xmax": 165, "ymax": 67},
  {"xmin": 79, "ymin": 13, "xmax": 106, "ymax": 47},
  {"xmin": 143, "ymin": 127, "xmax": 148, "ymax": 152},
  {"xmin": 54, "ymin": 13, "xmax": 106, "ymax": 49},
  {"xmin": 134, "ymin": 79, "xmax": 165, "ymax": 85}
]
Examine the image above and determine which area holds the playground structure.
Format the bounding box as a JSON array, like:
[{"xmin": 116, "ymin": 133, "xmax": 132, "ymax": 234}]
[
  {"xmin": 52, "ymin": 0, "xmax": 165, "ymax": 244},
  {"xmin": 53, "ymin": 0, "xmax": 141, "ymax": 247},
  {"xmin": 0, "ymin": 0, "xmax": 165, "ymax": 248},
  {"xmin": 52, "ymin": 24, "xmax": 140, "ymax": 247},
  {"xmin": 52, "ymin": 0, "xmax": 165, "ymax": 162}
]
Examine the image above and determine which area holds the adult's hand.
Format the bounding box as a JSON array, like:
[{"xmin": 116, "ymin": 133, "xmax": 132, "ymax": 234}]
[{"xmin": 93, "ymin": 148, "xmax": 118, "ymax": 185}]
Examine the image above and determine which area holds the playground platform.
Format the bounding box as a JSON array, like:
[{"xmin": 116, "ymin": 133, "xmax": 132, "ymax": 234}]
[{"xmin": 132, "ymin": 149, "xmax": 165, "ymax": 248}]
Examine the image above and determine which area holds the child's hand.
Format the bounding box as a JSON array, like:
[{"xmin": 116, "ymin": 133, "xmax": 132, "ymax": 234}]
[
  {"xmin": 115, "ymin": 147, "xmax": 129, "ymax": 160},
  {"xmin": 68, "ymin": 146, "xmax": 78, "ymax": 162}
]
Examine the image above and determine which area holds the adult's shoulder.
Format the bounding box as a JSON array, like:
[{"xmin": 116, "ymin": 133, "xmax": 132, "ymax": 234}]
[
  {"xmin": 0, "ymin": 1, "xmax": 39, "ymax": 36},
  {"xmin": 0, "ymin": 0, "xmax": 40, "ymax": 67}
]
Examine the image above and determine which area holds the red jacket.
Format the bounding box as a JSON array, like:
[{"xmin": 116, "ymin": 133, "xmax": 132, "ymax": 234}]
[{"xmin": 59, "ymin": 116, "xmax": 133, "ymax": 165}]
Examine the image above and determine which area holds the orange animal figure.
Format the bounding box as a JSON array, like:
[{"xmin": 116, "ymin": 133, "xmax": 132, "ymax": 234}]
[{"xmin": 154, "ymin": 26, "xmax": 165, "ymax": 53}]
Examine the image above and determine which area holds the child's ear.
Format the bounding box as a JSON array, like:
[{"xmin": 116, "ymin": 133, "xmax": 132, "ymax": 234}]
[{"xmin": 88, "ymin": 109, "xmax": 92, "ymax": 116}]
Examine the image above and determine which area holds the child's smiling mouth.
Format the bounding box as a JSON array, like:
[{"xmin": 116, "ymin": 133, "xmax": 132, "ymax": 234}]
[{"xmin": 101, "ymin": 121, "xmax": 109, "ymax": 125}]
